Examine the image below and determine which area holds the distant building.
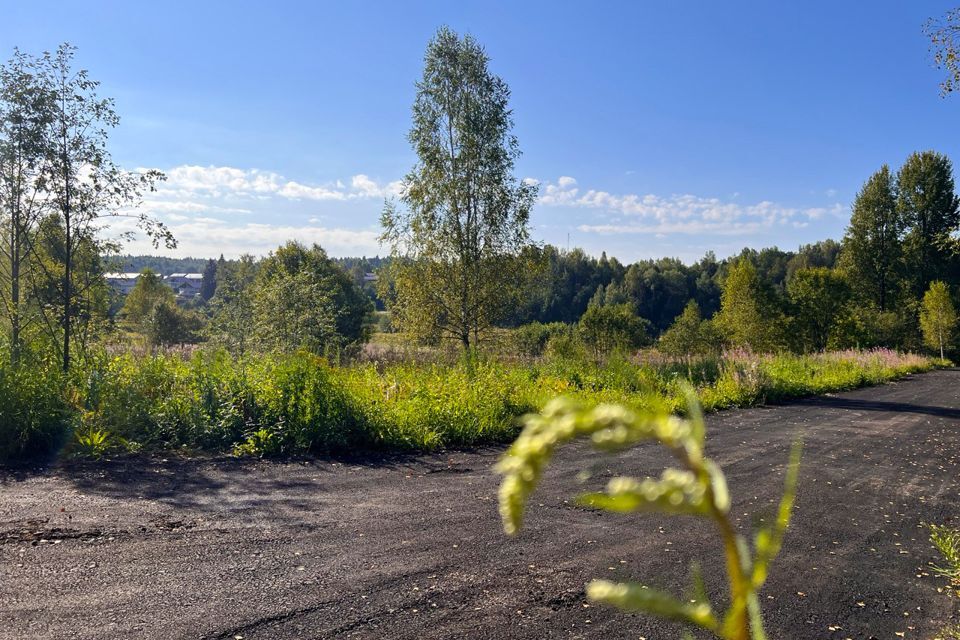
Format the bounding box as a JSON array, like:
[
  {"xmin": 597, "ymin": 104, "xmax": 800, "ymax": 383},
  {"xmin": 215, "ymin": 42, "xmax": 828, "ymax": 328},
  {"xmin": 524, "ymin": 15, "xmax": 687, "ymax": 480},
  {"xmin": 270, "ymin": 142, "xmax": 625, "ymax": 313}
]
[
  {"xmin": 363, "ymin": 272, "xmax": 378, "ymax": 282},
  {"xmin": 104, "ymin": 271, "xmax": 205, "ymax": 301},
  {"xmin": 104, "ymin": 272, "xmax": 141, "ymax": 296},
  {"xmin": 166, "ymin": 273, "xmax": 204, "ymax": 300}
]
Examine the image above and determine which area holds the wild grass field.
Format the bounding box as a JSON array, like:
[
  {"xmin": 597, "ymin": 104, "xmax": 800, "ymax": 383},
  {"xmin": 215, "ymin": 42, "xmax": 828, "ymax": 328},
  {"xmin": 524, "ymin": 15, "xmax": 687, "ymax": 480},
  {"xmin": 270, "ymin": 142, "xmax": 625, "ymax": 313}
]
[{"xmin": 0, "ymin": 343, "xmax": 940, "ymax": 462}]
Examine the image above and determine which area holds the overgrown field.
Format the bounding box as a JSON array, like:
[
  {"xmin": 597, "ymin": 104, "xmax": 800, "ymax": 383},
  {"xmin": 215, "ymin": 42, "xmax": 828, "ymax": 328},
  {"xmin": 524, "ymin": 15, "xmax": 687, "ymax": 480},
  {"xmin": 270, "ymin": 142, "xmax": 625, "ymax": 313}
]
[{"xmin": 0, "ymin": 347, "xmax": 942, "ymax": 462}]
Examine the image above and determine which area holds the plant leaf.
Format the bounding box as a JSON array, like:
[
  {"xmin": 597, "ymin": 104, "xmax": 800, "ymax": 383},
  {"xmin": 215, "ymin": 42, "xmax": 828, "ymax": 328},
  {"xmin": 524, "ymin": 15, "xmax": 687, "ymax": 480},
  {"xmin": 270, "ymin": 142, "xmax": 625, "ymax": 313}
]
[{"xmin": 587, "ymin": 579, "xmax": 718, "ymax": 632}]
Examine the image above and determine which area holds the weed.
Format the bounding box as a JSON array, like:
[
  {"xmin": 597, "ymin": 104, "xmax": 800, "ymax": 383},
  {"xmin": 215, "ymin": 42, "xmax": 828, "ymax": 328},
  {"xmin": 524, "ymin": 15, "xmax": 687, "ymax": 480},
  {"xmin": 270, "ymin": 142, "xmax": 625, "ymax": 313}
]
[{"xmin": 497, "ymin": 390, "xmax": 801, "ymax": 640}]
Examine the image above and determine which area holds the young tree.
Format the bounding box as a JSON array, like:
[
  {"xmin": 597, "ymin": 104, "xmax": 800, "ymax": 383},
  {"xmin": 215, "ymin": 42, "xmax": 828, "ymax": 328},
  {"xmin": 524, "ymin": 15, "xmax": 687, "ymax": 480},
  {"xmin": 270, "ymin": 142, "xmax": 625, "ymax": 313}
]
[
  {"xmin": 658, "ymin": 300, "xmax": 720, "ymax": 360},
  {"xmin": 207, "ymin": 254, "xmax": 257, "ymax": 355},
  {"xmin": 920, "ymin": 280, "xmax": 957, "ymax": 359},
  {"xmin": 578, "ymin": 302, "xmax": 651, "ymax": 358},
  {"xmin": 786, "ymin": 268, "xmax": 851, "ymax": 352},
  {"xmin": 840, "ymin": 165, "xmax": 902, "ymax": 311},
  {"xmin": 147, "ymin": 299, "xmax": 202, "ymax": 347},
  {"xmin": 28, "ymin": 212, "xmax": 112, "ymax": 354},
  {"xmin": 897, "ymin": 151, "xmax": 960, "ymax": 299},
  {"xmin": 253, "ymin": 242, "xmax": 372, "ymax": 355},
  {"xmin": 0, "ymin": 49, "xmax": 52, "ymax": 363},
  {"xmin": 381, "ymin": 27, "xmax": 537, "ymax": 351},
  {"xmin": 41, "ymin": 44, "xmax": 172, "ymax": 370},
  {"xmin": 121, "ymin": 269, "xmax": 174, "ymax": 328},
  {"xmin": 715, "ymin": 258, "xmax": 782, "ymax": 352}
]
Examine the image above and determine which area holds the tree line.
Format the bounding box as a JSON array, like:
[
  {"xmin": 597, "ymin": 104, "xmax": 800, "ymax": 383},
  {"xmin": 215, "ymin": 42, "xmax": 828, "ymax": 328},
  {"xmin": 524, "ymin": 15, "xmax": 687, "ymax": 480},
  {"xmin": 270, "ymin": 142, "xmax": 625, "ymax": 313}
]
[
  {"xmin": 3, "ymin": 32, "xmax": 959, "ymax": 367},
  {"xmin": 374, "ymin": 28, "xmax": 959, "ymax": 358}
]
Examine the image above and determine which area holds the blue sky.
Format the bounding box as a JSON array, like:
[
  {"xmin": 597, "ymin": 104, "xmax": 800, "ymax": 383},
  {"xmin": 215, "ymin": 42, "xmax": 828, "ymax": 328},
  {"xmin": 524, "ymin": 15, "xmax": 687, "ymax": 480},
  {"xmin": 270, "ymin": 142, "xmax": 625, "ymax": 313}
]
[{"xmin": 4, "ymin": 0, "xmax": 959, "ymax": 262}]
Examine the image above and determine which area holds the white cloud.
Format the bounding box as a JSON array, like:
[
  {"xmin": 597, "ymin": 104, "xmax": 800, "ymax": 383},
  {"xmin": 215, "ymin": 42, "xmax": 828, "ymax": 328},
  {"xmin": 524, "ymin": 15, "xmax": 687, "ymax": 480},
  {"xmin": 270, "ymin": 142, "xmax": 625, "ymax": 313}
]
[
  {"xmin": 114, "ymin": 166, "xmax": 848, "ymax": 258},
  {"xmin": 113, "ymin": 216, "xmax": 381, "ymax": 258},
  {"xmin": 539, "ymin": 176, "xmax": 844, "ymax": 236},
  {"xmin": 110, "ymin": 164, "xmax": 403, "ymax": 257},
  {"xmin": 149, "ymin": 165, "xmax": 402, "ymax": 203}
]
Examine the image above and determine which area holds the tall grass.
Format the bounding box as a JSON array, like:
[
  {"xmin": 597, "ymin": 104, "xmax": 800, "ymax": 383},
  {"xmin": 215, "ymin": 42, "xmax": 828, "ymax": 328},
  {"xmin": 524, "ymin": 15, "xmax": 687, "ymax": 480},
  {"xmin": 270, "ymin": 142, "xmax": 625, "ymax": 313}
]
[
  {"xmin": 0, "ymin": 349, "xmax": 72, "ymax": 461},
  {"xmin": 0, "ymin": 346, "xmax": 944, "ymax": 462}
]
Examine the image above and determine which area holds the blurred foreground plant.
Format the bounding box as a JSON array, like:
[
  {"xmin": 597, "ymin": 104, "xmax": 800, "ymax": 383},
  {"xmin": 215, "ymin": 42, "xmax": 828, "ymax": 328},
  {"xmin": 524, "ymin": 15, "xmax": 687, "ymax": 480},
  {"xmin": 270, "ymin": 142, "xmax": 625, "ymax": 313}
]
[
  {"xmin": 929, "ymin": 524, "xmax": 960, "ymax": 639},
  {"xmin": 497, "ymin": 390, "xmax": 801, "ymax": 640}
]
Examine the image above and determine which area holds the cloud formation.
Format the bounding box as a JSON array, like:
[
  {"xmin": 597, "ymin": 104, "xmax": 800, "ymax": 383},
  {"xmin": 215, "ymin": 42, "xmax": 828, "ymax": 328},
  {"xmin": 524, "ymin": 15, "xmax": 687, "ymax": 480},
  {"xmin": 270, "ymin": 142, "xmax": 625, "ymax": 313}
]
[
  {"xmin": 537, "ymin": 176, "xmax": 843, "ymax": 235},
  {"xmin": 151, "ymin": 164, "xmax": 404, "ymax": 204},
  {"xmin": 111, "ymin": 164, "xmax": 398, "ymax": 257},
  {"xmin": 118, "ymin": 215, "xmax": 382, "ymax": 258},
  {"xmin": 112, "ymin": 166, "xmax": 844, "ymax": 260}
]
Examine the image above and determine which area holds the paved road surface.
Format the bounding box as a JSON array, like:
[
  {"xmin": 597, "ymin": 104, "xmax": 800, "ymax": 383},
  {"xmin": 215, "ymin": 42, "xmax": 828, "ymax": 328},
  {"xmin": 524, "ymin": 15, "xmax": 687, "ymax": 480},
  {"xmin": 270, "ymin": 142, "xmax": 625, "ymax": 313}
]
[{"xmin": 2, "ymin": 370, "xmax": 960, "ymax": 639}]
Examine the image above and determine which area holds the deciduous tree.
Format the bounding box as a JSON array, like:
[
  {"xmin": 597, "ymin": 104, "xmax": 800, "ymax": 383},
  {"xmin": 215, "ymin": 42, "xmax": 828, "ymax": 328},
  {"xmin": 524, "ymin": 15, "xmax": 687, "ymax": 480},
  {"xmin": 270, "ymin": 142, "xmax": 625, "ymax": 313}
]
[
  {"xmin": 381, "ymin": 27, "xmax": 537, "ymax": 351},
  {"xmin": 840, "ymin": 165, "xmax": 902, "ymax": 312},
  {"xmin": 122, "ymin": 269, "xmax": 174, "ymax": 328},
  {"xmin": 897, "ymin": 151, "xmax": 959, "ymax": 299},
  {"xmin": 920, "ymin": 280, "xmax": 956, "ymax": 359},
  {"xmin": 925, "ymin": 8, "xmax": 960, "ymax": 96},
  {"xmin": 253, "ymin": 242, "xmax": 372, "ymax": 355},
  {"xmin": 715, "ymin": 258, "xmax": 782, "ymax": 352},
  {"xmin": 0, "ymin": 49, "xmax": 52, "ymax": 363},
  {"xmin": 41, "ymin": 44, "xmax": 172, "ymax": 370},
  {"xmin": 207, "ymin": 254, "xmax": 257, "ymax": 355},
  {"xmin": 787, "ymin": 267, "xmax": 851, "ymax": 352},
  {"xmin": 658, "ymin": 300, "xmax": 720, "ymax": 359},
  {"xmin": 578, "ymin": 302, "xmax": 651, "ymax": 357}
]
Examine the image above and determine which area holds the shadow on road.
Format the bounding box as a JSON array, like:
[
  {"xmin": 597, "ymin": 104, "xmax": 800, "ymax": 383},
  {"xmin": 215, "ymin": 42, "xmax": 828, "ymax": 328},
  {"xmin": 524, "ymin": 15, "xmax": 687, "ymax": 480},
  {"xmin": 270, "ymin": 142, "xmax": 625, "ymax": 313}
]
[
  {"xmin": 3, "ymin": 449, "xmax": 497, "ymax": 525},
  {"xmin": 809, "ymin": 396, "xmax": 960, "ymax": 419}
]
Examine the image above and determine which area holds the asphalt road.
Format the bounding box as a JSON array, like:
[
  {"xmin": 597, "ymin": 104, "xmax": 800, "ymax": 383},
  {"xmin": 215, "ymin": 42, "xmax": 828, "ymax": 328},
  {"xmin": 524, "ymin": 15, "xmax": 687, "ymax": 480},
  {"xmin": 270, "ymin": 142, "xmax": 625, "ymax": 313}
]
[{"xmin": 3, "ymin": 370, "xmax": 960, "ymax": 639}]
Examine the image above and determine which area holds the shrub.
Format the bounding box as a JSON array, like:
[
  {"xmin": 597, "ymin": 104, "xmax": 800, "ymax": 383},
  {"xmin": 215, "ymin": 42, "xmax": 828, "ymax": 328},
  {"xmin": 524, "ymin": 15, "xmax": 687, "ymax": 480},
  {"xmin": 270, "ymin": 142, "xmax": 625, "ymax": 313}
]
[
  {"xmin": 658, "ymin": 301, "xmax": 722, "ymax": 359},
  {"xmin": 512, "ymin": 322, "xmax": 571, "ymax": 357},
  {"xmin": 578, "ymin": 303, "xmax": 651, "ymax": 357},
  {"xmin": 0, "ymin": 353, "xmax": 73, "ymax": 462},
  {"xmin": 147, "ymin": 300, "xmax": 204, "ymax": 346},
  {"xmin": 253, "ymin": 241, "xmax": 373, "ymax": 354},
  {"xmin": 246, "ymin": 353, "xmax": 360, "ymax": 451}
]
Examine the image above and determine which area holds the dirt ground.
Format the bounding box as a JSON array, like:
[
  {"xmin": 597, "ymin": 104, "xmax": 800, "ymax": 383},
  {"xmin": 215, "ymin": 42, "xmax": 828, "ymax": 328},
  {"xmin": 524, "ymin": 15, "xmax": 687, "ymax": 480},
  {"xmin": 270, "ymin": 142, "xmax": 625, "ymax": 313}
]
[{"xmin": 2, "ymin": 369, "xmax": 960, "ymax": 639}]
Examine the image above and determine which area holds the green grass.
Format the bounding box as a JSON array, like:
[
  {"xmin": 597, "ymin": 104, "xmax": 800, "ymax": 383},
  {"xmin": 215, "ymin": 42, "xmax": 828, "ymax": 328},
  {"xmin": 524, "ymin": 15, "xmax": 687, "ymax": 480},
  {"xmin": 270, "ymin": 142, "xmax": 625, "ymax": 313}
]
[
  {"xmin": 929, "ymin": 524, "xmax": 960, "ymax": 640},
  {"xmin": 0, "ymin": 346, "xmax": 944, "ymax": 462}
]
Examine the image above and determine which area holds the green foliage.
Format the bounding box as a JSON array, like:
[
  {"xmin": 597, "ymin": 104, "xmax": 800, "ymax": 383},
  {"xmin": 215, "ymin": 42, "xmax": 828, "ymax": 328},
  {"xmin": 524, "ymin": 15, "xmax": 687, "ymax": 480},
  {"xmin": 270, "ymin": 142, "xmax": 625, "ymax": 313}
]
[
  {"xmin": 497, "ymin": 393, "xmax": 802, "ymax": 639},
  {"xmin": 929, "ymin": 524, "xmax": 960, "ymax": 592},
  {"xmin": 0, "ymin": 349, "xmax": 72, "ymax": 461},
  {"xmin": 659, "ymin": 300, "xmax": 721, "ymax": 359},
  {"xmin": 122, "ymin": 269, "xmax": 175, "ymax": 326},
  {"xmin": 252, "ymin": 242, "xmax": 372, "ymax": 356},
  {"xmin": 716, "ymin": 259, "xmax": 783, "ymax": 352},
  {"xmin": 146, "ymin": 300, "xmax": 203, "ymax": 347},
  {"xmin": 920, "ymin": 281, "xmax": 958, "ymax": 359},
  {"xmin": 0, "ymin": 344, "xmax": 941, "ymax": 463},
  {"xmin": 232, "ymin": 428, "xmax": 281, "ymax": 458},
  {"xmin": 898, "ymin": 151, "xmax": 960, "ymax": 299},
  {"xmin": 840, "ymin": 165, "xmax": 902, "ymax": 312},
  {"xmin": 71, "ymin": 426, "xmax": 112, "ymax": 459},
  {"xmin": 25, "ymin": 44, "xmax": 171, "ymax": 371},
  {"xmin": 380, "ymin": 27, "xmax": 537, "ymax": 350},
  {"xmin": 199, "ymin": 258, "xmax": 218, "ymax": 302},
  {"xmin": 787, "ymin": 267, "xmax": 852, "ymax": 352},
  {"xmin": 578, "ymin": 303, "xmax": 651, "ymax": 357},
  {"xmin": 928, "ymin": 523, "xmax": 960, "ymax": 639},
  {"xmin": 926, "ymin": 9, "xmax": 960, "ymax": 96},
  {"xmin": 207, "ymin": 254, "xmax": 257, "ymax": 355},
  {"xmin": 599, "ymin": 258, "xmax": 694, "ymax": 332},
  {"xmin": 512, "ymin": 322, "xmax": 573, "ymax": 357}
]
